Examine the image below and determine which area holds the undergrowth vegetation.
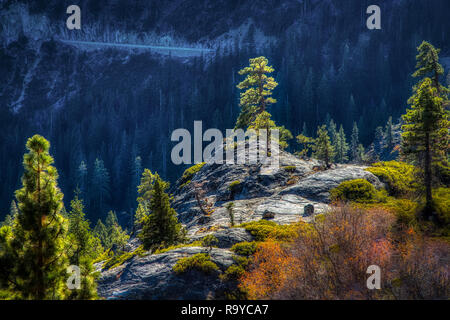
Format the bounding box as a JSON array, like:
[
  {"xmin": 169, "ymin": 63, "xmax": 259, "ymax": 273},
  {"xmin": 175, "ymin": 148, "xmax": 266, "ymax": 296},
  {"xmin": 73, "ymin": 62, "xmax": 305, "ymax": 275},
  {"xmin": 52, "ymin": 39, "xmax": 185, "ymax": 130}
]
[{"xmin": 173, "ymin": 253, "xmax": 219, "ymax": 275}]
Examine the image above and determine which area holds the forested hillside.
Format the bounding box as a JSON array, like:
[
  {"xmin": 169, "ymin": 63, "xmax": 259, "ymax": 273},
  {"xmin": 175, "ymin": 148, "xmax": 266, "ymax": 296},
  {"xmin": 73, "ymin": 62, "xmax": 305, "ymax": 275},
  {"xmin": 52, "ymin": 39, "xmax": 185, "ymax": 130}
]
[{"xmin": 0, "ymin": 0, "xmax": 449, "ymax": 224}]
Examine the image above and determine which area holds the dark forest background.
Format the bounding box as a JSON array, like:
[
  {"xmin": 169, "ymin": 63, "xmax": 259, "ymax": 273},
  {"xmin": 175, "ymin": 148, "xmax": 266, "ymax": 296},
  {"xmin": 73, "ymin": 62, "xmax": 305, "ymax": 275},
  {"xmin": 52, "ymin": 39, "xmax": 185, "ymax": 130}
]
[{"xmin": 0, "ymin": 0, "xmax": 449, "ymax": 224}]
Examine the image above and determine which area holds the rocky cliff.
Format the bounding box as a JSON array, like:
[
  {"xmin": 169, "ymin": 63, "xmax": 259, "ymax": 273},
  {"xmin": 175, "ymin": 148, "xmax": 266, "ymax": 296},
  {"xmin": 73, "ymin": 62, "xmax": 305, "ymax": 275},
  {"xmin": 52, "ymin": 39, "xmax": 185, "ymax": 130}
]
[{"xmin": 96, "ymin": 149, "xmax": 383, "ymax": 299}]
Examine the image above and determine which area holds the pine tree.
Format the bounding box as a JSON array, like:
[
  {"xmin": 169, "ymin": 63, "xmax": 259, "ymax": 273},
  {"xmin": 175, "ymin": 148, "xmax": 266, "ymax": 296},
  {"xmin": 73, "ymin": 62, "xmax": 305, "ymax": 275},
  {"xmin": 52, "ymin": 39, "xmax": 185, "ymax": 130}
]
[
  {"xmin": 413, "ymin": 41, "xmax": 448, "ymax": 97},
  {"xmin": 8, "ymin": 135, "xmax": 69, "ymax": 299},
  {"xmin": 303, "ymin": 68, "xmax": 315, "ymax": 122},
  {"xmin": 139, "ymin": 173, "xmax": 185, "ymax": 250},
  {"xmin": 105, "ymin": 211, "xmax": 129, "ymax": 252},
  {"xmin": 67, "ymin": 193, "xmax": 101, "ymax": 299},
  {"xmin": 248, "ymin": 111, "xmax": 293, "ymax": 149},
  {"xmin": 402, "ymin": 78, "xmax": 449, "ymax": 219},
  {"xmin": 327, "ymin": 119, "xmax": 338, "ymax": 147},
  {"xmin": 312, "ymin": 125, "xmax": 335, "ymax": 168},
  {"xmin": 374, "ymin": 126, "xmax": 384, "ymax": 159},
  {"xmin": 384, "ymin": 116, "xmax": 394, "ymax": 152},
  {"xmin": 76, "ymin": 161, "xmax": 88, "ymax": 196},
  {"xmin": 335, "ymin": 125, "xmax": 349, "ymax": 163},
  {"xmin": 93, "ymin": 219, "xmax": 108, "ymax": 249},
  {"xmin": 296, "ymin": 134, "xmax": 314, "ymax": 159},
  {"xmin": 2, "ymin": 201, "xmax": 18, "ymax": 227},
  {"xmin": 350, "ymin": 122, "xmax": 360, "ymax": 162},
  {"xmin": 91, "ymin": 158, "xmax": 110, "ymax": 218},
  {"xmin": 235, "ymin": 57, "xmax": 278, "ymax": 129}
]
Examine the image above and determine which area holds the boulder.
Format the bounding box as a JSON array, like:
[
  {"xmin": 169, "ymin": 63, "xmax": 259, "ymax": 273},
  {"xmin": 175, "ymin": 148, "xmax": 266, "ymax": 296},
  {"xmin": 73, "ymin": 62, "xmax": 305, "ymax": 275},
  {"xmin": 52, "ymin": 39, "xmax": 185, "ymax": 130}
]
[{"xmin": 304, "ymin": 204, "xmax": 314, "ymax": 217}]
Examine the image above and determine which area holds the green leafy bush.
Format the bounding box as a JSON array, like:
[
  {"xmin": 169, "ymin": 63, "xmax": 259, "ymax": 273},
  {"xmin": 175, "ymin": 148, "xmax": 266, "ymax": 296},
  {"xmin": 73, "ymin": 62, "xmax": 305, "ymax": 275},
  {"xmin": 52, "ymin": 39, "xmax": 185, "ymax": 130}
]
[
  {"xmin": 231, "ymin": 241, "xmax": 258, "ymax": 256},
  {"xmin": 173, "ymin": 253, "xmax": 219, "ymax": 275},
  {"xmin": 238, "ymin": 220, "xmax": 298, "ymax": 241},
  {"xmin": 180, "ymin": 163, "xmax": 206, "ymax": 187},
  {"xmin": 366, "ymin": 161, "xmax": 418, "ymax": 196},
  {"xmin": 330, "ymin": 179, "xmax": 377, "ymax": 203}
]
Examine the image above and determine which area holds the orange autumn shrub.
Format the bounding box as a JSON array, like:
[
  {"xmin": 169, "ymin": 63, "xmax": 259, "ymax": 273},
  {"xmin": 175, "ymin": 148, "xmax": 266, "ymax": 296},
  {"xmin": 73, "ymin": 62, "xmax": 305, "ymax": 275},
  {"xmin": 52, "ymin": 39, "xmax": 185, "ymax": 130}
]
[
  {"xmin": 239, "ymin": 205, "xmax": 450, "ymax": 300},
  {"xmin": 239, "ymin": 240, "xmax": 299, "ymax": 299}
]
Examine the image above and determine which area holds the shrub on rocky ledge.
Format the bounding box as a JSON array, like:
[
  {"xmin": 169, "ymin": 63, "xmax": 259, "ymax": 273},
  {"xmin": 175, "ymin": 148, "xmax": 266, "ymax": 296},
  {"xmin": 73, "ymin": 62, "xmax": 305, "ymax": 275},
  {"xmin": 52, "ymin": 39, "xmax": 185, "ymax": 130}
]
[
  {"xmin": 231, "ymin": 241, "xmax": 258, "ymax": 256},
  {"xmin": 366, "ymin": 161, "xmax": 418, "ymax": 197},
  {"xmin": 180, "ymin": 162, "xmax": 206, "ymax": 187},
  {"xmin": 330, "ymin": 179, "xmax": 379, "ymax": 203},
  {"xmin": 238, "ymin": 220, "xmax": 298, "ymax": 241},
  {"xmin": 173, "ymin": 253, "xmax": 219, "ymax": 275}
]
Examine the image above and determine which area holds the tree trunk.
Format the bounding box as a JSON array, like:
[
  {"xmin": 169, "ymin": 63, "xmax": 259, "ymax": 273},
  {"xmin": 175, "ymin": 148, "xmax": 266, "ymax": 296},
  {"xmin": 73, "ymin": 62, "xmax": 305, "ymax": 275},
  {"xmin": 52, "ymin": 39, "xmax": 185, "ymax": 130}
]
[
  {"xmin": 36, "ymin": 150, "xmax": 45, "ymax": 300},
  {"xmin": 424, "ymin": 133, "xmax": 433, "ymax": 220}
]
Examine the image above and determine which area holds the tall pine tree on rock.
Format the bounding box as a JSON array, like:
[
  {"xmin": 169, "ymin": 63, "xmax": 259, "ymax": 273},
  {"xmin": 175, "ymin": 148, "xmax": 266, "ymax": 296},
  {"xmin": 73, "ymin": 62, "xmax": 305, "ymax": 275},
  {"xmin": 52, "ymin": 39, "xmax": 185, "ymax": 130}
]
[
  {"xmin": 7, "ymin": 135, "xmax": 69, "ymax": 299},
  {"xmin": 235, "ymin": 57, "xmax": 278, "ymax": 129}
]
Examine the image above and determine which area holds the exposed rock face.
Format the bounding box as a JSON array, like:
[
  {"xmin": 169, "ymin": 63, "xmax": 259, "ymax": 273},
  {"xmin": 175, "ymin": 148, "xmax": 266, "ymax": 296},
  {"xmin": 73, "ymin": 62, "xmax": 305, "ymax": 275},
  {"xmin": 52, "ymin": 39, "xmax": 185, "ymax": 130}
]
[
  {"xmin": 98, "ymin": 247, "xmax": 235, "ymax": 300},
  {"xmin": 97, "ymin": 149, "xmax": 383, "ymax": 299},
  {"xmin": 280, "ymin": 166, "xmax": 383, "ymax": 202}
]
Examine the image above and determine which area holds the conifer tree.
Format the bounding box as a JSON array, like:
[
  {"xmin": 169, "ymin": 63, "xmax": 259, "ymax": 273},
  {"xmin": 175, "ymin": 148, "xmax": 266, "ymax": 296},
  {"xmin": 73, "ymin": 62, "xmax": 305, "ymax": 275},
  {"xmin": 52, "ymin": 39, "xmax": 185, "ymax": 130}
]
[
  {"xmin": 248, "ymin": 111, "xmax": 293, "ymax": 149},
  {"xmin": 312, "ymin": 125, "xmax": 335, "ymax": 168},
  {"xmin": 374, "ymin": 126, "xmax": 384, "ymax": 159},
  {"xmin": 350, "ymin": 122, "xmax": 360, "ymax": 162},
  {"xmin": 296, "ymin": 134, "xmax": 314, "ymax": 159},
  {"xmin": 93, "ymin": 219, "xmax": 108, "ymax": 248},
  {"xmin": 327, "ymin": 119, "xmax": 338, "ymax": 147},
  {"xmin": 384, "ymin": 116, "xmax": 394, "ymax": 152},
  {"xmin": 335, "ymin": 125, "xmax": 349, "ymax": 163},
  {"xmin": 2, "ymin": 201, "xmax": 18, "ymax": 227},
  {"xmin": 402, "ymin": 78, "xmax": 449, "ymax": 219},
  {"xmin": 67, "ymin": 193, "xmax": 101, "ymax": 299},
  {"xmin": 91, "ymin": 158, "xmax": 110, "ymax": 217},
  {"xmin": 139, "ymin": 173, "xmax": 185, "ymax": 250},
  {"xmin": 7, "ymin": 135, "xmax": 69, "ymax": 299},
  {"xmin": 413, "ymin": 41, "xmax": 448, "ymax": 96},
  {"xmin": 235, "ymin": 57, "xmax": 278, "ymax": 129},
  {"xmin": 76, "ymin": 161, "xmax": 88, "ymax": 195},
  {"xmin": 105, "ymin": 211, "xmax": 129, "ymax": 251}
]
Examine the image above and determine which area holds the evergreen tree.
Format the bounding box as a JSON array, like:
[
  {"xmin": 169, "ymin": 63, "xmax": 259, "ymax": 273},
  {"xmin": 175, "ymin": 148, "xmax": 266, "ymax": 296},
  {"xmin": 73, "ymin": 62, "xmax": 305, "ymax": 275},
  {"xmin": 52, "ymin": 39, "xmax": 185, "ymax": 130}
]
[
  {"xmin": 235, "ymin": 57, "xmax": 278, "ymax": 129},
  {"xmin": 374, "ymin": 126, "xmax": 385, "ymax": 159},
  {"xmin": 139, "ymin": 173, "xmax": 185, "ymax": 250},
  {"xmin": 327, "ymin": 119, "xmax": 338, "ymax": 147},
  {"xmin": 384, "ymin": 116, "xmax": 394, "ymax": 152},
  {"xmin": 302, "ymin": 68, "xmax": 315, "ymax": 122},
  {"xmin": 296, "ymin": 134, "xmax": 314, "ymax": 159},
  {"xmin": 350, "ymin": 122, "xmax": 360, "ymax": 162},
  {"xmin": 356, "ymin": 144, "xmax": 366, "ymax": 163},
  {"xmin": 93, "ymin": 219, "xmax": 108, "ymax": 249},
  {"xmin": 312, "ymin": 125, "xmax": 335, "ymax": 168},
  {"xmin": 76, "ymin": 161, "xmax": 88, "ymax": 198},
  {"xmin": 67, "ymin": 193, "xmax": 101, "ymax": 299},
  {"xmin": 402, "ymin": 78, "xmax": 449, "ymax": 219},
  {"xmin": 3, "ymin": 135, "xmax": 69, "ymax": 299},
  {"xmin": 301, "ymin": 122, "xmax": 308, "ymax": 136},
  {"xmin": 248, "ymin": 111, "xmax": 293, "ymax": 149},
  {"xmin": 2, "ymin": 201, "xmax": 18, "ymax": 227},
  {"xmin": 105, "ymin": 211, "xmax": 129, "ymax": 251},
  {"xmin": 335, "ymin": 125, "xmax": 349, "ymax": 163},
  {"xmin": 413, "ymin": 41, "xmax": 448, "ymax": 96},
  {"xmin": 91, "ymin": 158, "xmax": 110, "ymax": 218}
]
